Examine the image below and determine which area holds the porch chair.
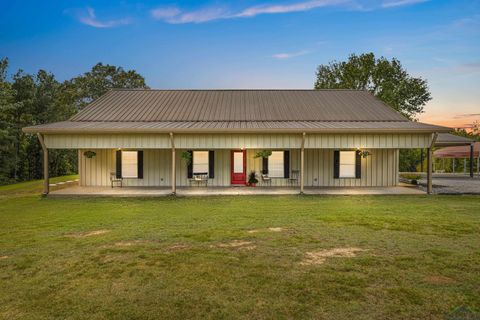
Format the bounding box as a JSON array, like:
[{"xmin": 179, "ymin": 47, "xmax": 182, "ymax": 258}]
[
  {"xmin": 261, "ymin": 173, "xmax": 271, "ymax": 186},
  {"xmin": 288, "ymin": 170, "xmax": 300, "ymax": 186},
  {"xmin": 189, "ymin": 173, "xmax": 209, "ymax": 187},
  {"xmin": 110, "ymin": 172, "xmax": 123, "ymax": 188}
]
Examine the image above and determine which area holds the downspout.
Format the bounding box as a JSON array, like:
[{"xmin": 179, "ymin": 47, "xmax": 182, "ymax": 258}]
[
  {"xmin": 427, "ymin": 132, "xmax": 438, "ymax": 195},
  {"xmin": 300, "ymin": 132, "xmax": 306, "ymax": 194},
  {"xmin": 170, "ymin": 132, "xmax": 176, "ymax": 195},
  {"xmin": 37, "ymin": 133, "xmax": 49, "ymax": 195}
]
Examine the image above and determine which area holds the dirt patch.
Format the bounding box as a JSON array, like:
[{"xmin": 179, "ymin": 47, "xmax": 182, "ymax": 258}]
[
  {"xmin": 114, "ymin": 240, "xmax": 147, "ymax": 247},
  {"xmin": 247, "ymin": 227, "xmax": 284, "ymax": 233},
  {"xmin": 300, "ymin": 247, "xmax": 367, "ymax": 266},
  {"xmin": 211, "ymin": 240, "xmax": 256, "ymax": 251},
  {"xmin": 424, "ymin": 275, "xmax": 456, "ymax": 285},
  {"xmin": 0, "ymin": 256, "xmax": 9, "ymax": 260},
  {"xmin": 66, "ymin": 229, "xmax": 110, "ymax": 238},
  {"xmin": 166, "ymin": 244, "xmax": 192, "ymax": 251}
]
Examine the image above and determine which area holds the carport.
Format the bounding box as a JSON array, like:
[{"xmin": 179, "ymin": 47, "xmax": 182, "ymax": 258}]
[{"xmin": 434, "ymin": 133, "xmax": 479, "ymax": 177}]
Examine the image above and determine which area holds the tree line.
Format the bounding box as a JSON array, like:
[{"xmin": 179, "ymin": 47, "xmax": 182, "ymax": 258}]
[
  {"xmin": 1, "ymin": 52, "xmax": 477, "ymax": 185},
  {"xmin": 0, "ymin": 58, "xmax": 147, "ymax": 185}
]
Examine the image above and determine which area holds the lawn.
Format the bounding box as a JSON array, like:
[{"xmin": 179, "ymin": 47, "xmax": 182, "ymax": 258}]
[{"xmin": 0, "ymin": 177, "xmax": 479, "ymax": 319}]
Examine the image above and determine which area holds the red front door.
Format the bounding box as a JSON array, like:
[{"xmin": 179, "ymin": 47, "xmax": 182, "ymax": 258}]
[{"xmin": 231, "ymin": 150, "xmax": 246, "ymax": 185}]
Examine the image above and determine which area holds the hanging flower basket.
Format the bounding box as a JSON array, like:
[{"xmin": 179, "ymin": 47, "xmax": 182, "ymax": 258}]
[
  {"xmin": 254, "ymin": 150, "xmax": 272, "ymax": 158},
  {"xmin": 83, "ymin": 151, "xmax": 97, "ymax": 159},
  {"xmin": 359, "ymin": 150, "xmax": 371, "ymax": 158}
]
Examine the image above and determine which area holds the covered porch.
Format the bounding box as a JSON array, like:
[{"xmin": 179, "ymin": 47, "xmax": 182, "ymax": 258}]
[{"xmin": 48, "ymin": 184, "xmax": 425, "ymax": 197}]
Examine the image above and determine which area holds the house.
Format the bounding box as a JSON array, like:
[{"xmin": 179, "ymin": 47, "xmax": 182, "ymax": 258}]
[{"xmin": 23, "ymin": 89, "xmax": 451, "ymax": 195}]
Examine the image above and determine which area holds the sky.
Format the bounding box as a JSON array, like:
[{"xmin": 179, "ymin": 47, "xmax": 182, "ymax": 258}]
[{"xmin": 1, "ymin": 0, "xmax": 479, "ymax": 129}]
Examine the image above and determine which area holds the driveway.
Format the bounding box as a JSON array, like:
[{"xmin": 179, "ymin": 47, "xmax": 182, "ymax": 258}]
[{"xmin": 418, "ymin": 174, "xmax": 480, "ymax": 194}]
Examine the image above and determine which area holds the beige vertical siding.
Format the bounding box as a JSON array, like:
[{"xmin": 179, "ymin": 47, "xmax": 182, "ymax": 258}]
[
  {"xmin": 79, "ymin": 148, "xmax": 399, "ymax": 187},
  {"xmin": 47, "ymin": 133, "xmax": 431, "ymax": 149}
]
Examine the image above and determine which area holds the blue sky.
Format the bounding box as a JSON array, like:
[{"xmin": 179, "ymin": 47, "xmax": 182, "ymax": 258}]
[{"xmin": 1, "ymin": 0, "xmax": 479, "ymax": 128}]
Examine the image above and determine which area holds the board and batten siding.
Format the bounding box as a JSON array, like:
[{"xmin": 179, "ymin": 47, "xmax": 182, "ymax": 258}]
[
  {"xmin": 79, "ymin": 148, "xmax": 398, "ymax": 187},
  {"xmin": 47, "ymin": 133, "xmax": 432, "ymax": 149}
]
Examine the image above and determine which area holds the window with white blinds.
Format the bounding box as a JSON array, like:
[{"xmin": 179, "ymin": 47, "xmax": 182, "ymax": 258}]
[
  {"xmin": 339, "ymin": 151, "xmax": 356, "ymax": 178},
  {"xmin": 121, "ymin": 151, "xmax": 138, "ymax": 178},
  {"xmin": 193, "ymin": 151, "xmax": 209, "ymax": 175},
  {"xmin": 269, "ymin": 151, "xmax": 284, "ymax": 178}
]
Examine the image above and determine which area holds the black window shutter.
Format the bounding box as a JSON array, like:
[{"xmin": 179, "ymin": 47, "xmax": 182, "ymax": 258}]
[
  {"xmin": 333, "ymin": 150, "xmax": 340, "ymax": 179},
  {"xmin": 137, "ymin": 151, "xmax": 144, "ymax": 179},
  {"xmin": 209, "ymin": 150, "xmax": 215, "ymax": 179},
  {"xmin": 116, "ymin": 150, "xmax": 122, "ymax": 178},
  {"xmin": 355, "ymin": 150, "xmax": 361, "ymax": 179},
  {"xmin": 284, "ymin": 151, "xmax": 290, "ymax": 178},
  {"xmin": 187, "ymin": 150, "xmax": 193, "ymax": 179},
  {"xmin": 262, "ymin": 157, "xmax": 269, "ymax": 174}
]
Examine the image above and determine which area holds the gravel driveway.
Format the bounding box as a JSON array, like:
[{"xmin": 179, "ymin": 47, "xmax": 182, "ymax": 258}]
[{"xmin": 418, "ymin": 174, "xmax": 480, "ymax": 194}]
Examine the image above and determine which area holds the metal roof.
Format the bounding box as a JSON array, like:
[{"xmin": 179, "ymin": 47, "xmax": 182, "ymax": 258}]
[
  {"xmin": 434, "ymin": 142, "xmax": 479, "ymax": 158},
  {"xmin": 435, "ymin": 133, "xmax": 474, "ymax": 147},
  {"xmin": 23, "ymin": 89, "xmax": 452, "ymax": 134},
  {"xmin": 71, "ymin": 89, "xmax": 408, "ymax": 122}
]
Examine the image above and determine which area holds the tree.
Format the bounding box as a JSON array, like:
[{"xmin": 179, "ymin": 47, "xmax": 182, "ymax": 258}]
[
  {"xmin": 66, "ymin": 63, "xmax": 148, "ymax": 110},
  {"xmin": 314, "ymin": 53, "xmax": 431, "ymax": 120},
  {"xmin": 0, "ymin": 58, "xmax": 149, "ymax": 185}
]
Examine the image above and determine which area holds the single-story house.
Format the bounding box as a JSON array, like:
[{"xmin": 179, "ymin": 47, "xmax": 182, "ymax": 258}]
[{"xmin": 23, "ymin": 89, "xmax": 451, "ymax": 195}]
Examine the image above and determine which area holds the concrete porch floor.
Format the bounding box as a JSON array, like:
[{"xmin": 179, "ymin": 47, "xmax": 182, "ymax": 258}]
[{"xmin": 49, "ymin": 184, "xmax": 425, "ymax": 197}]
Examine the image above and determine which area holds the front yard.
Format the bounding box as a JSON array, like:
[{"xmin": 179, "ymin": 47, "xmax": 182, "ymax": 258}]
[{"xmin": 1, "ymin": 178, "xmax": 479, "ymax": 319}]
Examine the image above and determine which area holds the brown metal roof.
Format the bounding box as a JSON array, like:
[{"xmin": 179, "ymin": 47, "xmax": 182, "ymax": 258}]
[
  {"xmin": 23, "ymin": 89, "xmax": 452, "ymax": 134},
  {"xmin": 434, "ymin": 142, "xmax": 479, "ymax": 158},
  {"xmin": 435, "ymin": 133, "xmax": 474, "ymax": 147},
  {"xmin": 71, "ymin": 89, "xmax": 408, "ymax": 122},
  {"xmin": 23, "ymin": 120, "xmax": 449, "ymax": 134}
]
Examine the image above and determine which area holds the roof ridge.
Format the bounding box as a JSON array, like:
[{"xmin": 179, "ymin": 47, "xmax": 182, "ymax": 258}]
[{"xmin": 108, "ymin": 88, "xmax": 368, "ymax": 92}]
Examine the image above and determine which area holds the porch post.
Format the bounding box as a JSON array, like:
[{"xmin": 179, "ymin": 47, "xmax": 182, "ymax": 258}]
[
  {"xmin": 170, "ymin": 133, "xmax": 176, "ymax": 195},
  {"xmin": 37, "ymin": 133, "xmax": 49, "ymax": 195},
  {"xmin": 470, "ymin": 143, "xmax": 474, "ymax": 178},
  {"xmin": 300, "ymin": 132, "xmax": 305, "ymax": 194},
  {"xmin": 427, "ymin": 133, "xmax": 438, "ymax": 194}
]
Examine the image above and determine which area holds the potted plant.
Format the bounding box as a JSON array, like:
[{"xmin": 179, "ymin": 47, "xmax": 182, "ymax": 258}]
[
  {"xmin": 247, "ymin": 171, "xmax": 259, "ymax": 187},
  {"xmin": 254, "ymin": 150, "xmax": 272, "ymax": 159},
  {"xmin": 83, "ymin": 151, "xmax": 96, "ymax": 158},
  {"xmin": 181, "ymin": 151, "xmax": 192, "ymax": 166}
]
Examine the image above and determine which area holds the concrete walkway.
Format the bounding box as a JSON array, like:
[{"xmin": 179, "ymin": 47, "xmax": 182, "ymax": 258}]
[{"xmin": 49, "ymin": 185, "xmax": 425, "ymax": 197}]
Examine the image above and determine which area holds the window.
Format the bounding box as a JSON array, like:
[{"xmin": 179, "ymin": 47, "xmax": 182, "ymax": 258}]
[
  {"xmin": 122, "ymin": 151, "xmax": 138, "ymax": 178},
  {"xmin": 339, "ymin": 151, "xmax": 356, "ymax": 178},
  {"xmin": 269, "ymin": 151, "xmax": 284, "ymax": 178},
  {"xmin": 193, "ymin": 151, "xmax": 209, "ymax": 175}
]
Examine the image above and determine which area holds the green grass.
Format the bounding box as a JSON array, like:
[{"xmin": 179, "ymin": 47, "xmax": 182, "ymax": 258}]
[{"xmin": 1, "ymin": 177, "xmax": 479, "ymax": 319}]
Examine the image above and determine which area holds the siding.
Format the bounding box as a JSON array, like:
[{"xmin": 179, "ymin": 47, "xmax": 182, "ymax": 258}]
[
  {"xmin": 48, "ymin": 133, "xmax": 432, "ymax": 149},
  {"xmin": 79, "ymin": 148, "xmax": 398, "ymax": 187}
]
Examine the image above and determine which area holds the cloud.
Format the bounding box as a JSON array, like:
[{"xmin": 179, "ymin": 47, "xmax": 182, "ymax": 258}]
[
  {"xmin": 272, "ymin": 50, "xmax": 310, "ymax": 59},
  {"xmin": 454, "ymin": 113, "xmax": 480, "ymax": 119},
  {"xmin": 382, "ymin": 0, "xmax": 428, "ymax": 8},
  {"xmin": 77, "ymin": 7, "xmax": 131, "ymax": 28},
  {"xmin": 150, "ymin": 0, "xmax": 350, "ymax": 24},
  {"xmin": 235, "ymin": 0, "xmax": 347, "ymax": 18}
]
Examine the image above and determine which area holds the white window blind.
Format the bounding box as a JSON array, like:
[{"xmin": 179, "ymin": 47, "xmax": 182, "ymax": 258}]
[
  {"xmin": 339, "ymin": 151, "xmax": 356, "ymax": 178},
  {"xmin": 122, "ymin": 151, "xmax": 138, "ymax": 178},
  {"xmin": 193, "ymin": 151, "xmax": 209, "ymax": 175},
  {"xmin": 269, "ymin": 151, "xmax": 284, "ymax": 178}
]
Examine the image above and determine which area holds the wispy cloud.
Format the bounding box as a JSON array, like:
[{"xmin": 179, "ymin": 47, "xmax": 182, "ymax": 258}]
[
  {"xmin": 150, "ymin": 0, "xmax": 350, "ymax": 24},
  {"xmin": 454, "ymin": 113, "xmax": 480, "ymax": 119},
  {"xmin": 76, "ymin": 7, "xmax": 131, "ymax": 28},
  {"xmin": 382, "ymin": 0, "xmax": 428, "ymax": 8},
  {"xmin": 272, "ymin": 50, "xmax": 310, "ymax": 59},
  {"xmin": 236, "ymin": 0, "xmax": 348, "ymax": 18}
]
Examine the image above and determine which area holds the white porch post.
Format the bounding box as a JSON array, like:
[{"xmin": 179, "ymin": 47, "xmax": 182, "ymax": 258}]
[
  {"xmin": 37, "ymin": 133, "xmax": 49, "ymax": 195},
  {"xmin": 170, "ymin": 133, "xmax": 176, "ymax": 195},
  {"xmin": 427, "ymin": 133, "xmax": 438, "ymax": 194},
  {"xmin": 300, "ymin": 132, "xmax": 306, "ymax": 194}
]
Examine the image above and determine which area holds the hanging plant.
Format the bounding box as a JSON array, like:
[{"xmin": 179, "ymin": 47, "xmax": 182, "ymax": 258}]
[
  {"xmin": 83, "ymin": 151, "xmax": 97, "ymax": 158},
  {"xmin": 181, "ymin": 151, "xmax": 192, "ymax": 166},
  {"xmin": 359, "ymin": 150, "xmax": 371, "ymax": 158},
  {"xmin": 254, "ymin": 150, "xmax": 272, "ymax": 158}
]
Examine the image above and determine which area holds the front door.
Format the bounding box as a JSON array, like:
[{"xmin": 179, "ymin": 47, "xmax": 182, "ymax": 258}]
[{"xmin": 231, "ymin": 150, "xmax": 246, "ymax": 185}]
